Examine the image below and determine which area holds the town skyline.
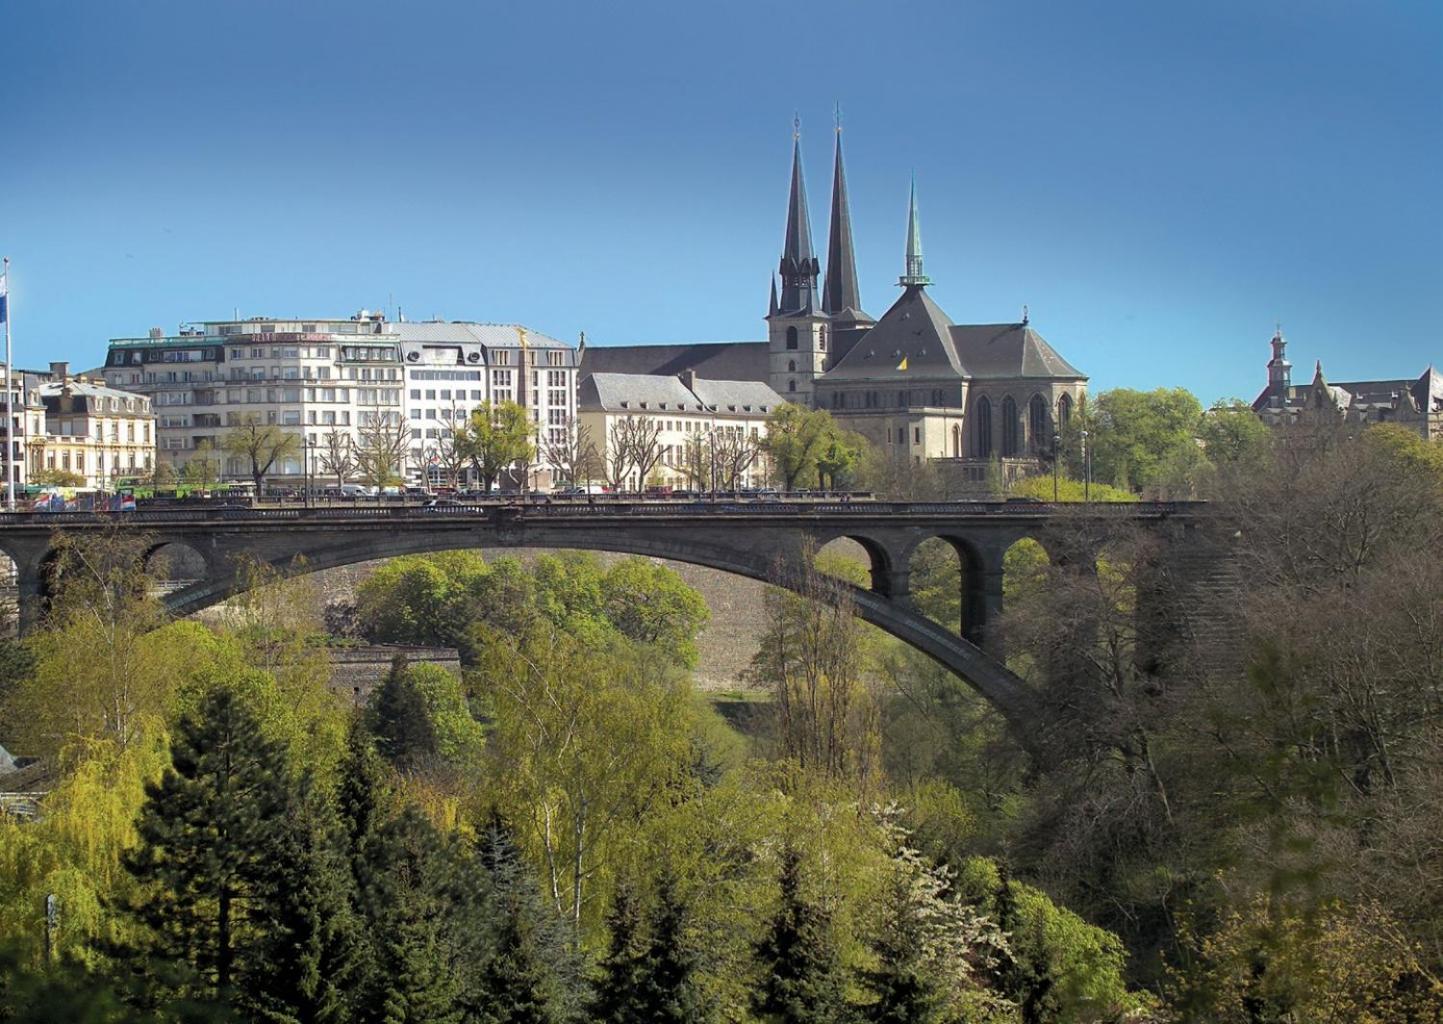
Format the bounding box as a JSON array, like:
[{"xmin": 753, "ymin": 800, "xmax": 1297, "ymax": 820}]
[{"xmin": 2, "ymin": 0, "xmax": 1439, "ymax": 402}]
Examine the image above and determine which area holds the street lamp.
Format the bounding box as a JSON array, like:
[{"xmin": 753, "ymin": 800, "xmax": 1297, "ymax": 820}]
[
  {"xmin": 1052, "ymin": 430, "xmax": 1060, "ymax": 502},
  {"xmin": 1080, "ymin": 428, "xmax": 1092, "ymax": 503}
]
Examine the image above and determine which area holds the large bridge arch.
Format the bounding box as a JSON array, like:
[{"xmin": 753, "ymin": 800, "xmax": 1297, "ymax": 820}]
[{"xmin": 157, "ymin": 523, "xmax": 1035, "ymax": 728}]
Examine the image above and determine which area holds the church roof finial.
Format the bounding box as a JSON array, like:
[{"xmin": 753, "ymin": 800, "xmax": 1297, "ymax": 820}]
[
  {"xmin": 899, "ymin": 175, "xmax": 930, "ymax": 287},
  {"xmin": 823, "ymin": 116, "xmax": 865, "ymax": 320}
]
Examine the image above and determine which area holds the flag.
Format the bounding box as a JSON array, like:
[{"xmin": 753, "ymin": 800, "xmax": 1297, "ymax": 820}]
[{"xmin": 896, "ymin": 355, "xmax": 908, "ymax": 371}]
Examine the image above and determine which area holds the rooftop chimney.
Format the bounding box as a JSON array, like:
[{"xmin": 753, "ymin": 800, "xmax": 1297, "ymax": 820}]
[
  {"xmin": 49, "ymin": 361, "xmax": 69, "ymax": 383},
  {"xmin": 679, "ymin": 369, "xmax": 697, "ymax": 392},
  {"xmin": 149, "ymin": 326, "xmax": 164, "ymax": 339}
]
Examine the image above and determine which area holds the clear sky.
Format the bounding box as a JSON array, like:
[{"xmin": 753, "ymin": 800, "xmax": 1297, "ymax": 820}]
[{"xmin": 1, "ymin": 0, "xmax": 1438, "ymax": 401}]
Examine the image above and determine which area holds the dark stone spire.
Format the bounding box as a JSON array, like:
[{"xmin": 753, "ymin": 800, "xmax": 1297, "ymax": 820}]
[
  {"xmin": 776, "ymin": 122, "xmax": 820, "ymax": 316},
  {"xmin": 768, "ymin": 274, "xmax": 779, "ymax": 317},
  {"xmin": 823, "ymin": 129, "xmax": 865, "ymax": 320}
]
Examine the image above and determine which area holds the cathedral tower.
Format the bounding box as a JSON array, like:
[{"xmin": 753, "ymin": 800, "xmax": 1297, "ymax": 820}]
[{"xmin": 767, "ymin": 122, "xmax": 830, "ymax": 405}]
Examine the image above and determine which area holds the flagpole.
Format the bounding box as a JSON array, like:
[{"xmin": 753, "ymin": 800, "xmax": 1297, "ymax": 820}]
[{"xmin": 3, "ymin": 257, "xmax": 12, "ymax": 511}]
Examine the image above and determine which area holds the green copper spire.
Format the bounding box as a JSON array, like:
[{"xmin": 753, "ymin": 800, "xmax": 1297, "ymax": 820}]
[{"xmin": 899, "ymin": 175, "xmax": 930, "ymax": 287}]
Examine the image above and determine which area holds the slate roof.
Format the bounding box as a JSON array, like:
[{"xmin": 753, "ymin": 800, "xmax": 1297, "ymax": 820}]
[
  {"xmin": 1252, "ymin": 365, "xmax": 1443, "ymax": 414},
  {"xmin": 579, "ymin": 342, "xmax": 769, "ymax": 383},
  {"xmin": 688, "ymin": 378, "xmax": 783, "ymax": 414},
  {"xmin": 581, "ymin": 373, "xmax": 700, "ymax": 413},
  {"xmin": 821, "ymin": 285, "xmax": 965, "ymax": 381},
  {"xmin": 820, "ymin": 284, "xmax": 1085, "ymax": 383},
  {"xmin": 579, "ymin": 372, "xmax": 781, "ymax": 416},
  {"xmin": 34, "ymin": 378, "xmax": 150, "ymax": 403},
  {"xmin": 949, "ymin": 323, "xmax": 1086, "ymax": 380}
]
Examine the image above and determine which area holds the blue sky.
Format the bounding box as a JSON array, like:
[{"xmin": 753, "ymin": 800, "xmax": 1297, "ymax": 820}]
[{"xmin": 1, "ymin": 0, "xmax": 1438, "ymax": 401}]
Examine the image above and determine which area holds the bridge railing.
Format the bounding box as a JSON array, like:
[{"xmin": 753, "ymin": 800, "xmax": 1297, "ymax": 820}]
[{"xmin": 0, "ymin": 500, "xmax": 1206, "ymax": 527}]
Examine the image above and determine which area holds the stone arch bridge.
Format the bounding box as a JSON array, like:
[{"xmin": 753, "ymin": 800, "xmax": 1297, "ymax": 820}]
[{"xmin": 0, "ymin": 500, "xmax": 1227, "ymax": 731}]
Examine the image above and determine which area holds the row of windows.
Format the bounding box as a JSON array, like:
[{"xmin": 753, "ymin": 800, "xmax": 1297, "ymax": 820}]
[{"xmin": 972, "ymin": 393, "xmax": 1074, "ymax": 458}]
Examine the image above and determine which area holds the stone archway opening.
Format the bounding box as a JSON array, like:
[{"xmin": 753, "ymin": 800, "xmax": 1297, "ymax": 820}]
[
  {"xmin": 145, "ymin": 541, "xmax": 208, "ymax": 598},
  {"xmin": 814, "ymin": 536, "xmax": 894, "ymax": 595},
  {"xmin": 910, "ymin": 537, "xmax": 966, "ymax": 635}
]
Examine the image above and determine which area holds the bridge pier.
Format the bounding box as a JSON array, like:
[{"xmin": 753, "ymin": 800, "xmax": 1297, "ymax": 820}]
[{"xmin": 14, "ymin": 577, "xmax": 40, "ymax": 636}]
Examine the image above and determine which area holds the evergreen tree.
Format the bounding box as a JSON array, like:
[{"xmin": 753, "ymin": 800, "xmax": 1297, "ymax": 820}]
[
  {"xmin": 123, "ymin": 686, "xmax": 294, "ymax": 1008},
  {"xmin": 634, "ymin": 874, "xmax": 714, "ymax": 1024},
  {"xmin": 368, "ymin": 655, "xmax": 440, "ymax": 771},
  {"xmin": 357, "ymin": 807, "xmax": 477, "ymax": 1024},
  {"xmin": 590, "ymin": 882, "xmax": 649, "ymax": 1024},
  {"xmin": 752, "ymin": 849, "xmax": 851, "ymax": 1024},
  {"xmin": 251, "ymin": 780, "xmax": 365, "ymax": 1024},
  {"xmin": 469, "ymin": 811, "xmax": 577, "ymax": 1024}
]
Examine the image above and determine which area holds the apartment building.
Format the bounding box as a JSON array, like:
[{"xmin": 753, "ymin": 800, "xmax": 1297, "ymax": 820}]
[
  {"xmin": 103, "ymin": 311, "xmax": 579, "ymax": 487},
  {"xmin": 27, "ymin": 364, "xmax": 156, "ymax": 489}
]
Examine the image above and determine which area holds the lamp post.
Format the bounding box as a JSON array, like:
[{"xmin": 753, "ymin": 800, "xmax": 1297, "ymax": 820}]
[
  {"xmin": 1081, "ymin": 428, "xmax": 1091, "ymax": 503},
  {"xmin": 1052, "ymin": 430, "xmax": 1060, "ymax": 502}
]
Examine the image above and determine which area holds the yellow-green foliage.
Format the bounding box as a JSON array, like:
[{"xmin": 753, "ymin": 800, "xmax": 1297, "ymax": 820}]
[
  {"xmin": 957, "ymin": 857, "xmax": 1147, "ymax": 1023},
  {"xmin": 401, "ymin": 663, "xmax": 485, "ymax": 770},
  {"xmin": 1010, "ymin": 474, "xmax": 1138, "ymax": 503},
  {"xmin": 1180, "ymin": 897, "xmax": 1442, "ymax": 1024},
  {"xmin": 0, "ymin": 724, "xmax": 169, "ymax": 965}
]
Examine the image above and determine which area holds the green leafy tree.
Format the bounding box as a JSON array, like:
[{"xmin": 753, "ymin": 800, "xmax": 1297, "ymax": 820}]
[
  {"xmin": 467, "ymin": 401, "xmax": 535, "ymax": 493},
  {"xmin": 602, "ymin": 558, "xmax": 710, "ymax": 667},
  {"xmin": 764, "ymin": 404, "xmax": 837, "ymax": 491},
  {"xmin": 1197, "ymin": 398, "xmax": 1271, "ymax": 469},
  {"xmin": 752, "ymin": 848, "xmax": 852, "ymax": 1024},
  {"xmin": 30, "ymin": 467, "xmax": 87, "ymax": 487},
  {"xmin": 815, "ymin": 430, "xmax": 865, "ymax": 491},
  {"xmin": 222, "ymin": 416, "xmax": 300, "ymax": 493},
  {"xmin": 1083, "ymin": 388, "xmax": 1203, "ymax": 494}
]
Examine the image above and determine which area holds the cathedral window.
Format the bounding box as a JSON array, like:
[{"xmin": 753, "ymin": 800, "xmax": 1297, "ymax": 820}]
[
  {"xmin": 975, "ymin": 397, "xmax": 993, "ymax": 458},
  {"xmin": 788, "ymin": 360, "xmax": 796, "ymax": 373},
  {"xmin": 1058, "ymin": 393, "xmax": 1073, "ymax": 432},
  {"xmin": 786, "ymin": 327, "xmax": 798, "ymax": 350},
  {"xmin": 788, "ymin": 379, "xmax": 796, "ymax": 393},
  {"xmin": 1002, "ymin": 396, "xmax": 1020, "ymax": 456},
  {"xmin": 1028, "ymin": 394, "xmax": 1049, "ymax": 452}
]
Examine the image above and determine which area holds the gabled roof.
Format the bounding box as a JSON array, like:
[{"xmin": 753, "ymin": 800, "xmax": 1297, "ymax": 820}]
[
  {"xmin": 949, "ymin": 323, "xmax": 1086, "ymax": 380},
  {"xmin": 821, "ymin": 285, "xmax": 965, "ymax": 381},
  {"xmin": 579, "ymin": 342, "xmax": 769, "ymax": 383}
]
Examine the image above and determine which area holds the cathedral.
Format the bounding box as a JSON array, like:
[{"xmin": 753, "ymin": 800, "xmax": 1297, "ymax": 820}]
[
  {"xmin": 765, "ymin": 126, "xmax": 1087, "ymax": 477},
  {"xmin": 579, "ymin": 125, "xmax": 1090, "ymax": 481}
]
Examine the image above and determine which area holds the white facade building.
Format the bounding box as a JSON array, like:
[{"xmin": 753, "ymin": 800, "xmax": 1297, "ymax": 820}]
[{"xmin": 103, "ymin": 312, "xmax": 580, "ymax": 488}]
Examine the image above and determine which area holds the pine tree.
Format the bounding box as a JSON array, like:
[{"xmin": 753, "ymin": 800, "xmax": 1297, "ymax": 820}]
[
  {"xmin": 250, "ymin": 779, "xmax": 365, "ymax": 1024},
  {"xmin": 634, "ymin": 873, "xmax": 714, "ymax": 1024},
  {"xmin": 752, "ymin": 848, "xmax": 851, "ymax": 1024},
  {"xmin": 357, "ymin": 807, "xmax": 475, "ymax": 1024},
  {"xmin": 469, "ymin": 811, "xmax": 574, "ymax": 1024},
  {"xmin": 368, "ymin": 655, "xmax": 440, "ymax": 771},
  {"xmin": 591, "ymin": 882, "xmax": 649, "ymax": 1024},
  {"xmin": 123, "ymin": 685, "xmax": 294, "ymax": 1008}
]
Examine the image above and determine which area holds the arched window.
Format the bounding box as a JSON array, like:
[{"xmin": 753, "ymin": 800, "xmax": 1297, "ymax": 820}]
[
  {"xmin": 951, "ymin": 424, "xmax": 962, "ymax": 458},
  {"xmin": 788, "ymin": 379, "xmax": 796, "ymax": 393},
  {"xmin": 974, "ymin": 397, "xmax": 993, "ymax": 458},
  {"xmin": 1028, "ymin": 394, "xmax": 1049, "ymax": 452},
  {"xmin": 786, "ymin": 326, "xmax": 798, "ymax": 350},
  {"xmin": 788, "ymin": 359, "xmax": 796, "ymax": 372},
  {"xmin": 1001, "ymin": 396, "xmax": 1019, "ymax": 456},
  {"xmin": 1058, "ymin": 393, "xmax": 1073, "ymax": 432}
]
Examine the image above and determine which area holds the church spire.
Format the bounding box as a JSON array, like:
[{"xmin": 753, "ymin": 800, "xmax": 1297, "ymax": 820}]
[
  {"xmin": 899, "ymin": 175, "xmax": 930, "ymax": 287},
  {"xmin": 777, "ymin": 118, "xmax": 820, "ymax": 315},
  {"xmin": 823, "ymin": 123, "xmax": 864, "ymax": 319}
]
